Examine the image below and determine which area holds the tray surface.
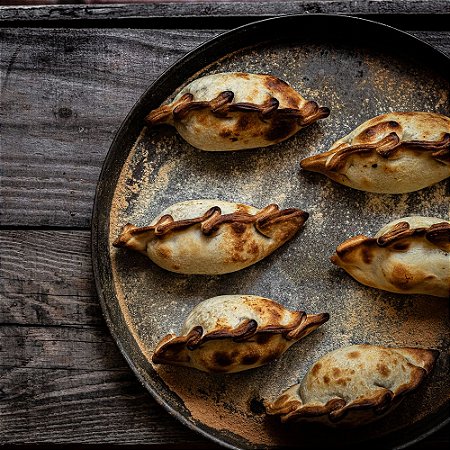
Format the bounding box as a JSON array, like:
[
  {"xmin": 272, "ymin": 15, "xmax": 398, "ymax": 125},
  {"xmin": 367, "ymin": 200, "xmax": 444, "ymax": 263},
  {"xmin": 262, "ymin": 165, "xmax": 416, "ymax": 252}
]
[{"xmin": 92, "ymin": 15, "xmax": 450, "ymax": 450}]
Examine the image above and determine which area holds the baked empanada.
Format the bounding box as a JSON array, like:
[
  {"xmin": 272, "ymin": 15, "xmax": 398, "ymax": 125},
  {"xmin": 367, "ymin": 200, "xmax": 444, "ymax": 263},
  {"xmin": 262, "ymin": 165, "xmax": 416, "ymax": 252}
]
[
  {"xmin": 266, "ymin": 344, "xmax": 438, "ymax": 426},
  {"xmin": 152, "ymin": 295, "xmax": 329, "ymax": 373},
  {"xmin": 113, "ymin": 199, "xmax": 308, "ymax": 274},
  {"xmin": 331, "ymin": 216, "xmax": 450, "ymax": 298},
  {"xmin": 300, "ymin": 112, "xmax": 450, "ymax": 193},
  {"xmin": 146, "ymin": 72, "xmax": 329, "ymax": 151}
]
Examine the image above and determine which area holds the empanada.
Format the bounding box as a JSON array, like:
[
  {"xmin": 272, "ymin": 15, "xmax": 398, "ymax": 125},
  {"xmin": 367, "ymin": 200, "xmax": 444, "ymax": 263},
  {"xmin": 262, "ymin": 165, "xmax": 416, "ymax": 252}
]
[
  {"xmin": 113, "ymin": 199, "xmax": 308, "ymax": 274},
  {"xmin": 300, "ymin": 112, "xmax": 450, "ymax": 193},
  {"xmin": 331, "ymin": 216, "xmax": 450, "ymax": 298},
  {"xmin": 152, "ymin": 295, "xmax": 329, "ymax": 373},
  {"xmin": 146, "ymin": 72, "xmax": 329, "ymax": 151},
  {"xmin": 266, "ymin": 344, "xmax": 438, "ymax": 426}
]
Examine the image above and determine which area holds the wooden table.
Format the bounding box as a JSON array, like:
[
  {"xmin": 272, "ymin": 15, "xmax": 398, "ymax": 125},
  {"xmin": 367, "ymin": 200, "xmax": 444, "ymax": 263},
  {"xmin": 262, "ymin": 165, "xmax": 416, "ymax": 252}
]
[{"xmin": 1, "ymin": 2, "xmax": 449, "ymax": 448}]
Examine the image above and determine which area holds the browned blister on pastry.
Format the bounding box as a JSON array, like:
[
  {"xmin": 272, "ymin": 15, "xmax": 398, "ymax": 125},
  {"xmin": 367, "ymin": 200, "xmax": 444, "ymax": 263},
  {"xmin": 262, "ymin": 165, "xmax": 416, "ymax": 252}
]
[
  {"xmin": 146, "ymin": 72, "xmax": 329, "ymax": 151},
  {"xmin": 331, "ymin": 217, "xmax": 450, "ymax": 298},
  {"xmin": 266, "ymin": 344, "xmax": 438, "ymax": 426},
  {"xmin": 300, "ymin": 112, "xmax": 450, "ymax": 193},
  {"xmin": 113, "ymin": 199, "xmax": 308, "ymax": 274},
  {"xmin": 152, "ymin": 295, "xmax": 329, "ymax": 373}
]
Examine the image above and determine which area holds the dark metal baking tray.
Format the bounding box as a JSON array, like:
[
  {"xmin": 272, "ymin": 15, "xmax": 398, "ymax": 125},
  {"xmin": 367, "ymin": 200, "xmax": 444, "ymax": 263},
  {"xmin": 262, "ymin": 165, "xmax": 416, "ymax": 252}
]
[{"xmin": 92, "ymin": 14, "xmax": 450, "ymax": 450}]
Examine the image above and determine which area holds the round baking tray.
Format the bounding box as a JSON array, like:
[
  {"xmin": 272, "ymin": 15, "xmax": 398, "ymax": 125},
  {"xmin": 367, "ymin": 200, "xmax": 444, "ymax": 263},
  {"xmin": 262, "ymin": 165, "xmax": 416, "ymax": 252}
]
[{"xmin": 92, "ymin": 14, "xmax": 450, "ymax": 450}]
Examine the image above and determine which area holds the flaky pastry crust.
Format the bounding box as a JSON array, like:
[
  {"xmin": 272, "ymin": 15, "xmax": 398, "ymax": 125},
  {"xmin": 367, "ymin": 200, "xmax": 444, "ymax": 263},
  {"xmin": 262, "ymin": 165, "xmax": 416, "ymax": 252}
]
[
  {"xmin": 113, "ymin": 200, "xmax": 308, "ymax": 274},
  {"xmin": 266, "ymin": 344, "xmax": 438, "ymax": 426},
  {"xmin": 300, "ymin": 112, "xmax": 450, "ymax": 193},
  {"xmin": 152, "ymin": 295, "xmax": 329, "ymax": 373},
  {"xmin": 146, "ymin": 72, "xmax": 329, "ymax": 151},
  {"xmin": 331, "ymin": 217, "xmax": 450, "ymax": 297}
]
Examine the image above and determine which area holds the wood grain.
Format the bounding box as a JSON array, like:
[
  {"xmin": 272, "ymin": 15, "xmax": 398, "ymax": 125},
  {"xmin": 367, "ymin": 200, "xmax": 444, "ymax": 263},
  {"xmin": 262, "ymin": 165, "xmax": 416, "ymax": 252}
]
[
  {"xmin": 1, "ymin": 28, "xmax": 449, "ymax": 228},
  {"xmin": 0, "ymin": 228, "xmax": 215, "ymax": 446},
  {"xmin": 0, "ymin": 365, "xmax": 214, "ymax": 445},
  {"xmin": 0, "ymin": 325, "xmax": 125, "ymax": 370},
  {"xmin": 0, "ymin": 28, "xmax": 220, "ymax": 228},
  {"xmin": 0, "ymin": 230, "xmax": 100, "ymax": 326},
  {"xmin": 1, "ymin": 1, "xmax": 450, "ymax": 23}
]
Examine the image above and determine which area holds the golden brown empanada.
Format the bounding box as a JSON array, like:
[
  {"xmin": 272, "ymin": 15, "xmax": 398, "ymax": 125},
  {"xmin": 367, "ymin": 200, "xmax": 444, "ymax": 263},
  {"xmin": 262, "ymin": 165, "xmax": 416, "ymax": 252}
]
[
  {"xmin": 146, "ymin": 72, "xmax": 329, "ymax": 151},
  {"xmin": 266, "ymin": 344, "xmax": 438, "ymax": 426},
  {"xmin": 113, "ymin": 199, "xmax": 308, "ymax": 274},
  {"xmin": 331, "ymin": 216, "xmax": 450, "ymax": 298},
  {"xmin": 152, "ymin": 295, "xmax": 329, "ymax": 373},
  {"xmin": 300, "ymin": 112, "xmax": 450, "ymax": 193}
]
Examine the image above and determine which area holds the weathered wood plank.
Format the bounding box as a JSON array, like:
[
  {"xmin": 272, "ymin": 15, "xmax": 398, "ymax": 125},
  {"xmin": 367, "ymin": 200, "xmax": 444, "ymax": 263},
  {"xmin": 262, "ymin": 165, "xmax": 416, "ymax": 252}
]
[
  {"xmin": 0, "ymin": 230, "xmax": 100, "ymax": 326},
  {"xmin": 0, "ymin": 325, "xmax": 126, "ymax": 370},
  {"xmin": 0, "ymin": 227, "xmax": 211, "ymax": 445},
  {"xmin": 0, "ymin": 365, "xmax": 214, "ymax": 446},
  {"xmin": 1, "ymin": 28, "xmax": 449, "ymax": 228},
  {"xmin": 415, "ymin": 30, "xmax": 450, "ymax": 56},
  {"xmin": 1, "ymin": 1, "xmax": 449, "ymax": 23},
  {"xmin": 0, "ymin": 28, "xmax": 221, "ymax": 228}
]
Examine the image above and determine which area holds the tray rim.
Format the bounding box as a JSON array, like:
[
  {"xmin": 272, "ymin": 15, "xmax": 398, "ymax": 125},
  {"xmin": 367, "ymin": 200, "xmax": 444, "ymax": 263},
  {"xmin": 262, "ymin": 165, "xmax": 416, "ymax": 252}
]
[{"xmin": 91, "ymin": 13, "xmax": 450, "ymax": 450}]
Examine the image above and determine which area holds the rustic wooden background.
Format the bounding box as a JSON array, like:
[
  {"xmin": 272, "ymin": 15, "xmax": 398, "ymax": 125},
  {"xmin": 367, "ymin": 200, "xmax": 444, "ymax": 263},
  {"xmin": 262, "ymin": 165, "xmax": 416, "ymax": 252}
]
[{"xmin": 1, "ymin": 1, "xmax": 449, "ymax": 448}]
